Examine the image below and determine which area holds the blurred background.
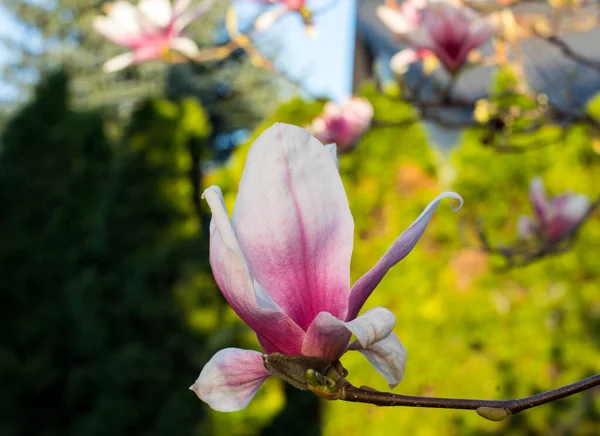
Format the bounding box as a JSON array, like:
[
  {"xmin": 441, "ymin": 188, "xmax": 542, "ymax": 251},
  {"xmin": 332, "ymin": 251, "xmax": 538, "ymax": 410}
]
[{"xmin": 0, "ymin": 0, "xmax": 599, "ymax": 435}]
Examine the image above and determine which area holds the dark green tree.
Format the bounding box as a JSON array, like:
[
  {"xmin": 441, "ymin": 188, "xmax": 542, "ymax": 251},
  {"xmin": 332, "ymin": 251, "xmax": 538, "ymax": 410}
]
[{"xmin": 0, "ymin": 71, "xmax": 225, "ymax": 436}]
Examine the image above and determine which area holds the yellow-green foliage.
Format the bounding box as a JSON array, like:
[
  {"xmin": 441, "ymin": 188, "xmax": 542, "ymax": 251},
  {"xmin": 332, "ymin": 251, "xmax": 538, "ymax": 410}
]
[{"xmin": 203, "ymin": 84, "xmax": 600, "ymax": 435}]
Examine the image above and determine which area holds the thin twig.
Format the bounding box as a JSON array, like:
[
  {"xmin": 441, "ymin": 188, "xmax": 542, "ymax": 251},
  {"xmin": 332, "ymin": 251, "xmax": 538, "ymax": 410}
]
[
  {"xmin": 536, "ymin": 33, "xmax": 600, "ymax": 73},
  {"xmin": 339, "ymin": 374, "xmax": 600, "ymax": 421}
]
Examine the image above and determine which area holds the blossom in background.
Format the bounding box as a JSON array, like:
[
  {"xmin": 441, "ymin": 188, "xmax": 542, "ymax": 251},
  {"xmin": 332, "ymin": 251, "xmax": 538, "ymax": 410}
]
[
  {"xmin": 190, "ymin": 123, "xmax": 462, "ymax": 412},
  {"xmin": 379, "ymin": 0, "xmax": 491, "ymax": 74},
  {"xmin": 307, "ymin": 98, "xmax": 374, "ymax": 151},
  {"xmin": 518, "ymin": 177, "xmax": 590, "ymax": 243},
  {"xmin": 377, "ymin": 0, "xmax": 426, "ymax": 36},
  {"xmin": 251, "ymin": 0, "xmax": 315, "ymax": 35},
  {"xmin": 93, "ymin": 0, "xmax": 212, "ymax": 72}
]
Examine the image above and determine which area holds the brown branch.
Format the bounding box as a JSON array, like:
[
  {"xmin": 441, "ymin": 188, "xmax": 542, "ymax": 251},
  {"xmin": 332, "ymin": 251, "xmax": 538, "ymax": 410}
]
[
  {"xmin": 339, "ymin": 374, "xmax": 600, "ymax": 421},
  {"xmin": 536, "ymin": 33, "xmax": 600, "ymax": 73}
]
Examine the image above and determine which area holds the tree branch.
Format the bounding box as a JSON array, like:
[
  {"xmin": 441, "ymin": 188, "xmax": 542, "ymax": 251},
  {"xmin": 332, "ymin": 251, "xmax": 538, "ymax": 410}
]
[{"xmin": 338, "ymin": 374, "xmax": 600, "ymax": 421}]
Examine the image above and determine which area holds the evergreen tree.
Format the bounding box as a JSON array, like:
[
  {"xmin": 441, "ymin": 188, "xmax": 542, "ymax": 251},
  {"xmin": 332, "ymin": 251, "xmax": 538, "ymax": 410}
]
[{"xmin": 0, "ymin": 71, "xmax": 225, "ymax": 436}]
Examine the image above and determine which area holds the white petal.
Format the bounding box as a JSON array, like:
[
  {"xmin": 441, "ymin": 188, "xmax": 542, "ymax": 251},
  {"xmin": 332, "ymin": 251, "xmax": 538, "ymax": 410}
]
[
  {"xmin": 377, "ymin": 5, "xmax": 413, "ymax": 35},
  {"xmin": 138, "ymin": 0, "xmax": 173, "ymax": 27},
  {"xmin": 390, "ymin": 49, "xmax": 420, "ymax": 75},
  {"xmin": 562, "ymin": 194, "xmax": 590, "ymax": 222},
  {"xmin": 190, "ymin": 348, "xmax": 270, "ymax": 412},
  {"xmin": 169, "ymin": 37, "xmax": 200, "ymax": 58},
  {"xmin": 324, "ymin": 143, "xmax": 339, "ymax": 169},
  {"xmin": 106, "ymin": 1, "xmax": 142, "ymax": 34},
  {"xmin": 102, "ymin": 52, "xmax": 136, "ymax": 72},
  {"xmin": 351, "ymin": 333, "xmax": 407, "ymax": 389},
  {"xmin": 254, "ymin": 7, "xmax": 288, "ymax": 32},
  {"xmin": 93, "ymin": 16, "xmax": 133, "ymax": 46},
  {"xmin": 172, "ymin": 0, "xmax": 214, "ymax": 32},
  {"xmin": 517, "ymin": 215, "xmax": 535, "ymax": 239}
]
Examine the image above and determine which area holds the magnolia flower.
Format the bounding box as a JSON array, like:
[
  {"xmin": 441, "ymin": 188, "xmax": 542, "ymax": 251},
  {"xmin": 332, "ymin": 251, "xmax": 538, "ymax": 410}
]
[
  {"xmin": 377, "ymin": 0, "xmax": 426, "ymax": 36},
  {"xmin": 518, "ymin": 177, "xmax": 590, "ymax": 243},
  {"xmin": 380, "ymin": 0, "xmax": 491, "ymax": 74},
  {"xmin": 251, "ymin": 0, "xmax": 315, "ymax": 35},
  {"xmin": 307, "ymin": 98, "xmax": 374, "ymax": 151},
  {"xmin": 190, "ymin": 123, "xmax": 462, "ymax": 412},
  {"xmin": 93, "ymin": 0, "xmax": 212, "ymax": 72}
]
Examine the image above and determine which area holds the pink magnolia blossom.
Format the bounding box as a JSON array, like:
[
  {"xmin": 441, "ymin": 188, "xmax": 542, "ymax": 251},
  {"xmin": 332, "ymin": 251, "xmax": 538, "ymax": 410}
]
[
  {"xmin": 379, "ymin": 0, "xmax": 491, "ymax": 74},
  {"xmin": 190, "ymin": 123, "xmax": 462, "ymax": 412},
  {"xmin": 518, "ymin": 177, "xmax": 590, "ymax": 243},
  {"xmin": 307, "ymin": 98, "xmax": 374, "ymax": 151},
  {"xmin": 93, "ymin": 0, "xmax": 212, "ymax": 72}
]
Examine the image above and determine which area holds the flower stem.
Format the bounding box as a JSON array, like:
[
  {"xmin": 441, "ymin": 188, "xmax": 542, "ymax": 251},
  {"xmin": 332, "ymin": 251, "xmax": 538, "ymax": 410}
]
[{"xmin": 338, "ymin": 373, "xmax": 600, "ymax": 421}]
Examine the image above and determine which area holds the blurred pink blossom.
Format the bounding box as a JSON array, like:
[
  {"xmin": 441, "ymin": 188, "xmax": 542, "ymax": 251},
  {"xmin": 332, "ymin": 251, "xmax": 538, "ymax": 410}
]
[
  {"xmin": 379, "ymin": 0, "xmax": 491, "ymax": 74},
  {"xmin": 518, "ymin": 177, "xmax": 590, "ymax": 243},
  {"xmin": 93, "ymin": 0, "xmax": 211, "ymax": 72},
  {"xmin": 307, "ymin": 98, "xmax": 374, "ymax": 151},
  {"xmin": 190, "ymin": 123, "xmax": 462, "ymax": 411},
  {"xmin": 250, "ymin": 0, "xmax": 315, "ymax": 35}
]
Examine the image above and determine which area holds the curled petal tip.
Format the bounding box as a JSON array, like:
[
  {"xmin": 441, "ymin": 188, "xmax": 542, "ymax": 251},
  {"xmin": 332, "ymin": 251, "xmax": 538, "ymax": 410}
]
[
  {"xmin": 201, "ymin": 185, "xmax": 222, "ymax": 200},
  {"xmin": 446, "ymin": 192, "xmax": 464, "ymax": 212}
]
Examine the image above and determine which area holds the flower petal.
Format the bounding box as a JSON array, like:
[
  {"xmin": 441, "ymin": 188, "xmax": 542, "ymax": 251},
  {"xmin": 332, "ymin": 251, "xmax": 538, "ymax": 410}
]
[
  {"xmin": 254, "ymin": 7, "xmax": 288, "ymax": 32},
  {"xmin": 390, "ymin": 49, "xmax": 421, "ymax": 75},
  {"xmin": 102, "ymin": 52, "xmax": 137, "ymax": 72},
  {"xmin": 350, "ymin": 333, "xmax": 407, "ymax": 389},
  {"xmin": 170, "ymin": 37, "xmax": 200, "ymax": 57},
  {"xmin": 106, "ymin": 1, "xmax": 143, "ymax": 34},
  {"xmin": 93, "ymin": 16, "xmax": 135, "ymax": 46},
  {"xmin": 138, "ymin": 0, "xmax": 173, "ymax": 27},
  {"xmin": 517, "ymin": 215, "xmax": 536, "ymax": 239},
  {"xmin": 377, "ymin": 2, "xmax": 421, "ymax": 36},
  {"xmin": 530, "ymin": 177, "xmax": 549, "ymax": 223},
  {"xmin": 232, "ymin": 123, "xmax": 354, "ymax": 329},
  {"xmin": 324, "ymin": 143, "xmax": 339, "ymax": 169},
  {"xmin": 302, "ymin": 307, "xmax": 395, "ymax": 361},
  {"xmin": 203, "ymin": 186, "xmax": 305, "ymax": 355},
  {"xmin": 190, "ymin": 348, "xmax": 270, "ymax": 412},
  {"xmin": 347, "ymin": 192, "xmax": 463, "ymax": 320},
  {"xmin": 172, "ymin": 0, "xmax": 214, "ymax": 33}
]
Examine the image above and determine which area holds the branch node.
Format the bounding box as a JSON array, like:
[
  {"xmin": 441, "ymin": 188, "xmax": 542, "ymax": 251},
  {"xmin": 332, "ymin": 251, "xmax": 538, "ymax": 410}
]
[{"xmin": 476, "ymin": 406, "xmax": 510, "ymax": 421}]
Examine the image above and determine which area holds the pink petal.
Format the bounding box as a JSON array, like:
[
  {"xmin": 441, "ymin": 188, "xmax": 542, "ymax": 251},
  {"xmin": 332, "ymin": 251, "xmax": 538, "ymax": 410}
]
[
  {"xmin": 302, "ymin": 307, "xmax": 396, "ymax": 361},
  {"xmin": 349, "ymin": 333, "xmax": 407, "ymax": 388},
  {"xmin": 347, "ymin": 192, "xmax": 463, "ymax": 320},
  {"xmin": 203, "ymin": 186, "xmax": 305, "ymax": 355},
  {"xmin": 232, "ymin": 123, "xmax": 354, "ymax": 329},
  {"xmin": 190, "ymin": 348, "xmax": 270, "ymax": 412},
  {"xmin": 302, "ymin": 312, "xmax": 351, "ymax": 361}
]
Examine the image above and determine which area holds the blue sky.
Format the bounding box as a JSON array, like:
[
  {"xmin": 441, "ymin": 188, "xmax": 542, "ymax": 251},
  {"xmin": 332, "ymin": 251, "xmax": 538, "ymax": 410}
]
[
  {"xmin": 0, "ymin": 0, "xmax": 357, "ymax": 104},
  {"xmin": 230, "ymin": 0, "xmax": 357, "ymax": 103}
]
